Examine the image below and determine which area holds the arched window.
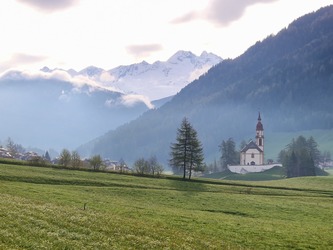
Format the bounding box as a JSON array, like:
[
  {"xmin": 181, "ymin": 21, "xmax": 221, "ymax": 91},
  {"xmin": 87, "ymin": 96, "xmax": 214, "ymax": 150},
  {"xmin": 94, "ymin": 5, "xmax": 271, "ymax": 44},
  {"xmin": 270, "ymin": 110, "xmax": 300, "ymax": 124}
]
[
  {"xmin": 251, "ymin": 153, "xmax": 254, "ymax": 158},
  {"xmin": 259, "ymin": 138, "xmax": 262, "ymax": 146}
]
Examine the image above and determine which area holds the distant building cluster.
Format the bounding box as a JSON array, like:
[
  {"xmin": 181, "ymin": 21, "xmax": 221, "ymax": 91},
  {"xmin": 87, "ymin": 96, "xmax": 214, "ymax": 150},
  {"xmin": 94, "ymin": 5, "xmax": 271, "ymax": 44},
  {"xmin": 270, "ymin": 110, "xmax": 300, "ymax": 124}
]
[{"xmin": 0, "ymin": 147, "xmax": 40, "ymax": 161}]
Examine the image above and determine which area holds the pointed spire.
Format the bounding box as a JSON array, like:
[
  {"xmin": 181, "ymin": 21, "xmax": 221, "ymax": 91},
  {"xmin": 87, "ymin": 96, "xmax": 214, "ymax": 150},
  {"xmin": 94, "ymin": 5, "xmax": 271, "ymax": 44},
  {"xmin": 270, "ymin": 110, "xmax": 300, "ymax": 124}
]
[{"xmin": 256, "ymin": 112, "xmax": 263, "ymax": 131}]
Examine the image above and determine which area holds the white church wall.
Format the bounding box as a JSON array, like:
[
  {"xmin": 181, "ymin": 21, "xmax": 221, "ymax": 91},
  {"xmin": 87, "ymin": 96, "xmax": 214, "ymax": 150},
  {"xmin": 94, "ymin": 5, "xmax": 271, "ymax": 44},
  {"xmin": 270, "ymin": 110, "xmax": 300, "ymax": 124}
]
[
  {"xmin": 228, "ymin": 164, "xmax": 282, "ymax": 174},
  {"xmin": 242, "ymin": 148, "xmax": 262, "ymax": 165}
]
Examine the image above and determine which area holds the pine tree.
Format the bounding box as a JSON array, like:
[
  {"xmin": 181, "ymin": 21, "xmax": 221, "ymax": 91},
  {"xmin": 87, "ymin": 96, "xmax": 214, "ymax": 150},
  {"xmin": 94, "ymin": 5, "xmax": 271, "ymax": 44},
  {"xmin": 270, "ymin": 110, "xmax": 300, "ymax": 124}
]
[
  {"xmin": 44, "ymin": 151, "xmax": 51, "ymax": 162},
  {"xmin": 306, "ymin": 136, "xmax": 320, "ymax": 166},
  {"xmin": 219, "ymin": 138, "xmax": 238, "ymax": 170},
  {"xmin": 169, "ymin": 118, "xmax": 204, "ymax": 180},
  {"xmin": 281, "ymin": 135, "xmax": 318, "ymax": 178}
]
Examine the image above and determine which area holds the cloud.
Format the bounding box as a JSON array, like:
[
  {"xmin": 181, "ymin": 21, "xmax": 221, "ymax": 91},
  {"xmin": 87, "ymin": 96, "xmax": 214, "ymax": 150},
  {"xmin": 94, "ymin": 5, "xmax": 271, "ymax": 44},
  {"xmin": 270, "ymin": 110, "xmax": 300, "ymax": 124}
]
[
  {"xmin": 188, "ymin": 65, "xmax": 211, "ymax": 82},
  {"xmin": 126, "ymin": 44, "xmax": 163, "ymax": 58},
  {"xmin": 0, "ymin": 67, "xmax": 154, "ymax": 109},
  {"xmin": 172, "ymin": 0, "xmax": 278, "ymax": 27},
  {"xmin": 0, "ymin": 68, "xmax": 121, "ymax": 94},
  {"xmin": 106, "ymin": 94, "xmax": 154, "ymax": 110},
  {"xmin": 16, "ymin": 0, "xmax": 79, "ymax": 12},
  {"xmin": 121, "ymin": 94, "xmax": 154, "ymax": 109},
  {"xmin": 99, "ymin": 71, "xmax": 116, "ymax": 82}
]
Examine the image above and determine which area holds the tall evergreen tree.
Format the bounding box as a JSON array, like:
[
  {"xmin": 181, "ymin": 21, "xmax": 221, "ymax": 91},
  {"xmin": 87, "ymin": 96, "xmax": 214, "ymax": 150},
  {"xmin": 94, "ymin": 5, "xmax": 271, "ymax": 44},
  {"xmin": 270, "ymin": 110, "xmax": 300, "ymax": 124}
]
[
  {"xmin": 280, "ymin": 135, "xmax": 317, "ymax": 178},
  {"xmin": 44, "ymin": 151, "xmax": 51, "ymax": 162},
  {"xmin": 169, "ymin": 118, "xmax": 204, "ymax": 180},
  {"xmin": 306, "ymin": 136, "xmax": 320, "ymax": 166},
  {"xmin": 219, "ymin": 138, "xmax": 238, "ymax": 170}
]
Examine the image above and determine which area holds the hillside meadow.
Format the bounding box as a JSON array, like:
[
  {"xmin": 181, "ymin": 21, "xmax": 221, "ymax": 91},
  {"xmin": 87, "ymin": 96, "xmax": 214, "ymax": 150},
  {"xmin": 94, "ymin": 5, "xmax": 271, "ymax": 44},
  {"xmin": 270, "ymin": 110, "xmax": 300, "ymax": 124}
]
[{"xmin": 0, "ymin": 164, "xmax": 332, "ymax": 249}]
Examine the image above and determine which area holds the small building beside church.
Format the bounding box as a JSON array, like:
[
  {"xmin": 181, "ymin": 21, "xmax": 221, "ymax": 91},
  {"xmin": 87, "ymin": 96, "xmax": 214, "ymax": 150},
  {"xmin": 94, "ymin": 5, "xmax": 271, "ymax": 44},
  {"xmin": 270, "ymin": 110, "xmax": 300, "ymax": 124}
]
[{"xmin": 240, "ymin": 113, "xmax": 264, "ymax": 165}]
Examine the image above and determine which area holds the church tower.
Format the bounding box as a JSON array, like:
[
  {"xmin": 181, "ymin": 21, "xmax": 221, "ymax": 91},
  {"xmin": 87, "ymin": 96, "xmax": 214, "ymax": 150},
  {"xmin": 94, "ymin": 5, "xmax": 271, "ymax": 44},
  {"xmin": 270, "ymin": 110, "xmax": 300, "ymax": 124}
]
[{"xmin": 255, "ymin": 112, "xmax": 264, "ymax": 163}]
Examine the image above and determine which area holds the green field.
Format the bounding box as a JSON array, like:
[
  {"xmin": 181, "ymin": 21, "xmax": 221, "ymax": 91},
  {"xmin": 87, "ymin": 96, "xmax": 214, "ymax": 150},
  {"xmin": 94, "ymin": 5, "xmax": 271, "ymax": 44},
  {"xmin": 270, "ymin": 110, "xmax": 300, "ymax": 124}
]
[{"xmin": 0, "ymin": 164, "xmax": 332, "ymax": 249}]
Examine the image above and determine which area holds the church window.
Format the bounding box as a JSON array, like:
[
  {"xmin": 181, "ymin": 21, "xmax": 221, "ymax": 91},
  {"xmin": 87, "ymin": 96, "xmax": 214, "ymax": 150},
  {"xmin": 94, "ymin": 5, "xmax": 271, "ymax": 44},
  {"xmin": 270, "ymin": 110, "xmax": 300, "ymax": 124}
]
[
  {"xmin": 251, "ymin": 153, "xmax": 254, "ymax": 158},
  {"xmin": 259, "ymin": 138, "xmax": 262, "ymax": 146}
]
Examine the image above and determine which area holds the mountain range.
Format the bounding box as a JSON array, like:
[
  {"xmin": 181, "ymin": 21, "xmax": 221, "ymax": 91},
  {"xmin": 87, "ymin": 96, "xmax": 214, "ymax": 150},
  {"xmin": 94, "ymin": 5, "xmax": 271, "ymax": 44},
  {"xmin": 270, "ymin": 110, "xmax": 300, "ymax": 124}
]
[
  {"xmin": 42, "ymin": 51, "xmax": 222, "ymax": 101},
  {"xmin": 78, "ymin": 5, "xmax": 333, "ymax": 165},
  {"xmin": 0, "ymin": 51, "xmax": 221, "ymax": 151}
]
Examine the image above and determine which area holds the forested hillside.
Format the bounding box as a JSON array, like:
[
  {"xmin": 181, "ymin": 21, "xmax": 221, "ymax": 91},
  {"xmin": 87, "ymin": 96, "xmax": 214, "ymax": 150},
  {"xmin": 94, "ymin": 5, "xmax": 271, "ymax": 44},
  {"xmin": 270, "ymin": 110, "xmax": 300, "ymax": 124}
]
[{"xmin": 79, "ymin": 5, "xmax": 333, "ymax": 165}]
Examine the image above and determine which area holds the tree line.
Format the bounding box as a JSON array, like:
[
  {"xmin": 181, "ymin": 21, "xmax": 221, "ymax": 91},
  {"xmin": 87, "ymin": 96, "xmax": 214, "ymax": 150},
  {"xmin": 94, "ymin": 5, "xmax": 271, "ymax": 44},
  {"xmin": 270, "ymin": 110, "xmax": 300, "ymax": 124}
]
[
  {"xmin": 2, "ymin": 121, "xmax": 331, "ymax": 180},
  {"xmin": 278, "ymin": 136, "xmax": 330, "ymax": 178}
]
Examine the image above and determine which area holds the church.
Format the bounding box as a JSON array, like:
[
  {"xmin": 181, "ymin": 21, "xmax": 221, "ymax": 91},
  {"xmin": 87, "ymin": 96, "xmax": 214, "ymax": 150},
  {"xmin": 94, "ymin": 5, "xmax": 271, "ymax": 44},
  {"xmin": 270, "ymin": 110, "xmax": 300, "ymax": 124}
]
[
  {"xmin": 240, "ymin": 113, "xmax": 264, "ymax": 165},
  {"xmin": 227, "ymin": 113, "xmax": 280, "ymax": 174}
]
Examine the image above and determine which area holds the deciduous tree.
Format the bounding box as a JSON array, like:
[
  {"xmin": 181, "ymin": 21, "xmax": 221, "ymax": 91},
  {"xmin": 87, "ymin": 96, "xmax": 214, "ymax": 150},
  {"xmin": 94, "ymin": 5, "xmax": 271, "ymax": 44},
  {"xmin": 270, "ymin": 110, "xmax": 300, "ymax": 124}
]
[
  {"xmin": 71, "ymin": 150, "xmax": 82, "ymax": 168},
  {"xmin": 90, "ymin": 155, "xmax": 102, "ymax": 171},
  {"xmin": 59, "ymin": 149, "xmax": 71, "ymax": 167}
]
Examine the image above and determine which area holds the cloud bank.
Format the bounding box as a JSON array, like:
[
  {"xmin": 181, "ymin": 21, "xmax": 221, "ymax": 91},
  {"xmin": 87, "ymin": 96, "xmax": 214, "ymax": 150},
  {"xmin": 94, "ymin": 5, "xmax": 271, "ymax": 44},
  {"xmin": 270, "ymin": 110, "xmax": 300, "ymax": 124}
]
[
  {"xmin": 16, "ymin": 0, "xmax": 79, "ymax": 12},
  {"xmin": 0, "ymin": 69, "xmax": 154, "ymax": 109},
  {"xmin": 106, "ymin": 94, "xmax": 154, "ymax": 110},
  {"xmin": 172, "ymin": 0, "xmax": 278, "ymax": 26}
]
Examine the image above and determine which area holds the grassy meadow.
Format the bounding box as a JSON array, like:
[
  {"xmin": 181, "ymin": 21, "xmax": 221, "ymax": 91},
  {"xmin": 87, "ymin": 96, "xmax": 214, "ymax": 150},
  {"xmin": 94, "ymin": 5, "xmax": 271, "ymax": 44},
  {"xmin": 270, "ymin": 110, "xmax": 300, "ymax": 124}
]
[{"xmin": 0, "ymin": 163, "xmax": 332, "ymax": 249}]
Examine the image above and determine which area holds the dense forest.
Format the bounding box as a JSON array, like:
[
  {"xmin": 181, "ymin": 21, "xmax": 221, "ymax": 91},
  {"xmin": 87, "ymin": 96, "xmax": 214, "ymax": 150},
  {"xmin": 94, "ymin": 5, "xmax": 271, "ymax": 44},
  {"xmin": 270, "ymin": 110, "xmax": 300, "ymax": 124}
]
[{"xmin": 79, "ymin": 6, "xmax": 333, "ymax": 165}]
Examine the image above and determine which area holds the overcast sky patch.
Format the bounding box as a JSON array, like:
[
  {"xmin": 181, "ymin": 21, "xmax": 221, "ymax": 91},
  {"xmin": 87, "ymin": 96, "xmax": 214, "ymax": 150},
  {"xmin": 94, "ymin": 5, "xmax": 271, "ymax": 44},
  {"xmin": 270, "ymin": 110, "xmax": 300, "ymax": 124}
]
[
  {"xmin": 16, "ymin": 0, "xmax": 79, "ymax": 12},
  {"xmin": 0, "ymin": 53, "xmax": 46, "ymax": 73},
  {"xmin": 10, "ymin": 53, "xmax": 46, "ymax": 64},
  {"xmin": 126, "ymin": 44, "xmax": 163, "ymax": 59},
  {"xmin": 172, "ymin": 0, "xmax": 278, "ymax": 26}
]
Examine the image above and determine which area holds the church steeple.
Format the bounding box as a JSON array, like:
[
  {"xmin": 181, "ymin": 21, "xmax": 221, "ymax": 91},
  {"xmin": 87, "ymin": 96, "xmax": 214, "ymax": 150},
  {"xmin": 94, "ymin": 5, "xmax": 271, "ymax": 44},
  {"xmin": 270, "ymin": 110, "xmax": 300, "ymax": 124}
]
[
  {"xmin": 239, "ymin": 113, "xmax": 265, "ymax": 166},
  {"xmin": 255, "ymin": 112, "xmax": 264, "ymax": 153},
  {"xmin": 256, "ymin": 112, "xmax": 263, "ymax": 131}
]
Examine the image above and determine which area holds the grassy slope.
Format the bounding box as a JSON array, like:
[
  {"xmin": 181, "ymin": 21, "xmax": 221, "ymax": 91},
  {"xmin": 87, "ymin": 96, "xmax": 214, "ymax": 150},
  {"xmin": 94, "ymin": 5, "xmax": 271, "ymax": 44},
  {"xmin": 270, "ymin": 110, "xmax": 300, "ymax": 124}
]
[{"xmin": 0, "ymin": 164, "xmax": 332, "ymax": 249}]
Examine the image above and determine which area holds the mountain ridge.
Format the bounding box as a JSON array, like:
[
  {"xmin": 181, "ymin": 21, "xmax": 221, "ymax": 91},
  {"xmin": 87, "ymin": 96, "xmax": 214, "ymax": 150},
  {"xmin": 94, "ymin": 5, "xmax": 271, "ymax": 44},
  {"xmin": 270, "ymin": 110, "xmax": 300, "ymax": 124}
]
[{"xmin": 42, "ymin": 50, "xmax": 222, "ymax": 101}]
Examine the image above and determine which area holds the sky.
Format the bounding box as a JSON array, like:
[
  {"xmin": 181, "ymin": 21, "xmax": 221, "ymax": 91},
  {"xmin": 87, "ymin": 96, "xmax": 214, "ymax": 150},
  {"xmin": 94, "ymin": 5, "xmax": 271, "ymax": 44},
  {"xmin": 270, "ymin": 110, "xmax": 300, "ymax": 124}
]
[{"xmin": 0, "ymin": 0, "xmax": 332, "ymax": 73}]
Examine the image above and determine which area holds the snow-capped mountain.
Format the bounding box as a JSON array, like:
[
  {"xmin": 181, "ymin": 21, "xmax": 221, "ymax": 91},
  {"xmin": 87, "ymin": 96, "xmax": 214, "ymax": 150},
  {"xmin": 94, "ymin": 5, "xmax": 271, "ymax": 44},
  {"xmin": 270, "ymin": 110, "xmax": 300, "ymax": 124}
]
[
  {"xmin": 76, "ymin": 51, "xmax": 222, "ymax": 100},
  {"xmin": 0, "ymin": 50, "xmax": 221, "ymax": 151}
]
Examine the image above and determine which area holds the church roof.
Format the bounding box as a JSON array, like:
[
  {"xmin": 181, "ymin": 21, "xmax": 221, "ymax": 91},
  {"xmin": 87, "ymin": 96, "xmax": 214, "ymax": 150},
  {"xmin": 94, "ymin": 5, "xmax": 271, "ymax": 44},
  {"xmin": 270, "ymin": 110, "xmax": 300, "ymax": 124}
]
[
  {"xmin": 240, "ymin": 140, "xmax": 263, "ymax": 153},
  {"xmin": 256, "ymin": 112, "xmax": 264, "ymax": 131}
]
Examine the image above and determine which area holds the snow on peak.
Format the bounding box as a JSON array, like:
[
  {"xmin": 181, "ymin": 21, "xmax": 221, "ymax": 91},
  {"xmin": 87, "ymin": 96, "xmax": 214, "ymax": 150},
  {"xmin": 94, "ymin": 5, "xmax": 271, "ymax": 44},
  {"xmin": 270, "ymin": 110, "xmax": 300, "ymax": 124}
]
[
  {"xmin": 105, "ymin": 50, "xmax": 222, "ymax": 100},
  {"xmin": 167, "ymin": 50, "xmax": 196, "ymax": 64},
  {"xmin": 79, "ymin": 66, "xmax": 105, "ymax": 77},
  {"xmin": 34, "ymin": 51, "xmax": 222, "ymax": 101}
]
